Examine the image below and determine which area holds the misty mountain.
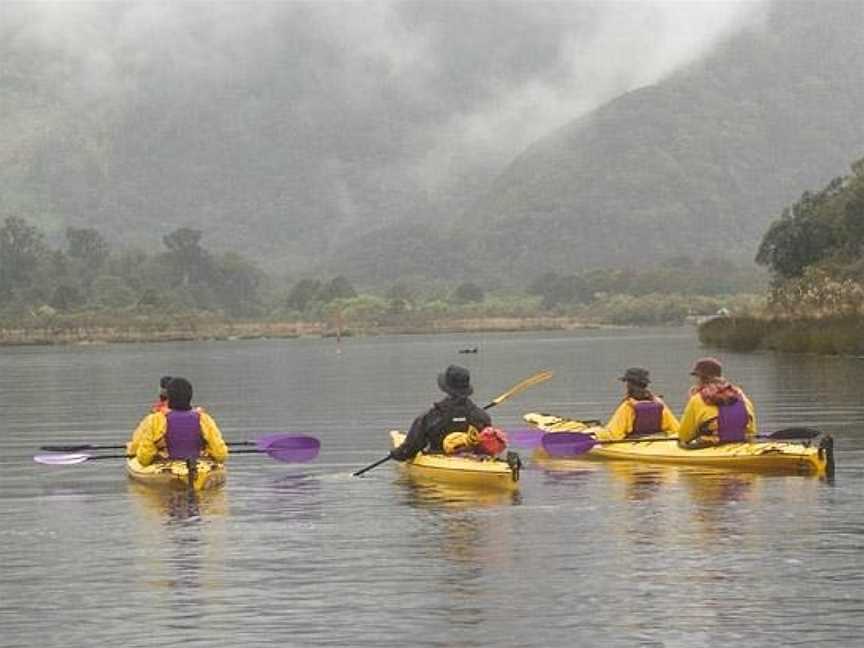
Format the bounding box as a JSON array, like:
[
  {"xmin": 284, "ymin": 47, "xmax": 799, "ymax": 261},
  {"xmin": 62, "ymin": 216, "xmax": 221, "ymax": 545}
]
[
  {"xmin": 0, "ymin": 1, "xmax": 761, "ymax": 282},
  {"xmin": 456, "ymin": 1, "xmax": 864, "ymax": 281},
  {"xmin": 3, "ymin": 2, "xmax": 862, "ymax": 289}
]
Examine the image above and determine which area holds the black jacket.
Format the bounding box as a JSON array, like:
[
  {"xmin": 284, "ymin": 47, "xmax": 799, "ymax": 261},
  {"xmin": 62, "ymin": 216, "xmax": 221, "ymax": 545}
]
[{"xmin": 390, "ymin": 396, "xmax": 491, "ymax": 461}]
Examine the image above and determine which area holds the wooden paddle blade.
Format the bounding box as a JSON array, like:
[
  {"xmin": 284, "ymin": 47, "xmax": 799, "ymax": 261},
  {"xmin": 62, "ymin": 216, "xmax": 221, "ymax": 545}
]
[
  {"xmin": 484, "ymin": 370, "xmax": 554, "ymax": 409},
  {"xmin": 540, "ymin": 432, "xmax": 597, "ymax": 457}
]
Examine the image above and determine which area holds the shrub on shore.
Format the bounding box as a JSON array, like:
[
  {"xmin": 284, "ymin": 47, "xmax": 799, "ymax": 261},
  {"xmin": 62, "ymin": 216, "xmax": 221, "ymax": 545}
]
[{"xmin": 700, "ymin": 316, "xmax": 864, "ymax": 355}]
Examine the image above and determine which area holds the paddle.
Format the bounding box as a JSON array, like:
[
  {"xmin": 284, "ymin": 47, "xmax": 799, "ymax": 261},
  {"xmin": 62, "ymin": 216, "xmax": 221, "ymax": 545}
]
[
  {"xmin": 353, "ymin": 369, "xmax": 554, "ymax": 477},
  {"xmin": 540, "ymin": 427, "xmax": 825, "ymax": 457},
  {"xmin": 480, "ymin": 370, "xmax": 553, "ymax": 410},
  {"xmin": 39, "ymin": 433, "xmax": 302, "ymax": 453},
  {"xmin": 34, "ymin": 435, "xmax": 321, "ymax": 465}
]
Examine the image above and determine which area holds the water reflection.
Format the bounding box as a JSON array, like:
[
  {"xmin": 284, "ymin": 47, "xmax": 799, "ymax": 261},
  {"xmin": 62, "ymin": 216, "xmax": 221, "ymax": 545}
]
[
  {"xmin": 252, "ymin": 471, "xmax": 323, "ymax": 523},
  {"xmin": 393, "ymin": 475, "xmax": 520, "ymax": 641},
  {"xmin": 395, "ymin": 475, "xmax": 521, "ymax": 510},
  {"xmin": 128, "ymin": 482, "xmax": 228, "ymax": 522}
]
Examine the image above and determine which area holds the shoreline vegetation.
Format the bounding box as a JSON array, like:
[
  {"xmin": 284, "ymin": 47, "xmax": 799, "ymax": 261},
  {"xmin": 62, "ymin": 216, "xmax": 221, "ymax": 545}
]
[
  {"xmin": 0, "ymin": 315, "xmax": 611, "ymax": 347},
  {"xmin": 699, "ymin": 315, "xmax": 864, "ymax": 355},
  {"xmin": 698, "ymin": 157, "xmax": 864, "ymax": 356},
  {"xmin": 0, "ymin": 217, "xmax": 761, "ymax": 349}
]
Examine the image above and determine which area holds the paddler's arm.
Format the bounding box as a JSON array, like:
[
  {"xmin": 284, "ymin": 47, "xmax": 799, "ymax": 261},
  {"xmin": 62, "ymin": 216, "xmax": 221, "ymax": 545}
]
[
  {"xmin": 676, "ymin": 394, "xmax": 702, "ymax": 446},
  {"xmin": 390, "ymin": 413, "xmax": 429, "ymax": 461},
  {"xmin": 602, "ymin": 401, "xmax": 633, "ymax": 441},
  {"xmin": 127, "ymin": 414, "xmax": 150, "ymax": 456},
  {"xmin": 743, "ymin": 393, "xmax": 757, "ymax": 440},
  {"xmin": 200, "ymin": 412, "xmax": 229, "ymax": 462},
  {"xmin": 135, "ymin": 413, "xmax": 167, "ymax": 466},
  {"xmin": 659, "ymin": 400, "xmax": 680, "ymax": 437}
]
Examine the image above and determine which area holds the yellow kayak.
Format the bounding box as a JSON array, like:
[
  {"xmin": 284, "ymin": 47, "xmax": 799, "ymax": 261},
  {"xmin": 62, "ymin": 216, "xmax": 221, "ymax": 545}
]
[
  {"xmin": 126, "ymin": 457, "xmax": 227, "ymax": 491},
  {"xmin": 524, "ymin": 412, "xmax": 832, "ymax": 476},
  {"xmin": 389, "ymin": 431, "xmax": 520, "ymax": 491}
]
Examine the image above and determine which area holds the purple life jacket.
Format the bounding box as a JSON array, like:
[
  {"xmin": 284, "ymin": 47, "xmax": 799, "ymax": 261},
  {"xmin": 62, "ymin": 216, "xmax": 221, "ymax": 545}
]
[
  {"xmin": 631, "ymin": 400, "xmax": 663, "ymax": 437},
  {"xmin": 715, "ymin": 399, "xmax": 749, "ymax": 443},
  {"xmin": 165, "ymin": 410, "xmax": 203, "ymax": 460}
]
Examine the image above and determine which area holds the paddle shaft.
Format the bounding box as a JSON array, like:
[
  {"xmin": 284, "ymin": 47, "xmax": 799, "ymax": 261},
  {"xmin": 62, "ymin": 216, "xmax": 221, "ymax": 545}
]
[
  {"xmin": 50, "ymin": 448, "xmax": 285, "ymax": 460},
  {"xmin": 41, "ymin": 440, "xmax": 266, "ymax": 453},
  {"xmin": 352, "ymin": 455, "xmax": 392, "ymax": 477}
]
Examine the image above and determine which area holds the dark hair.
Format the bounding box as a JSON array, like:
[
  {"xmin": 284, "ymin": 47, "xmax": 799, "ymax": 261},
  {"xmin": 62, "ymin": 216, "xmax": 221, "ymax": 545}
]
[
  {"xmin": 166, "ymin": 377, "xmax": 193, "ymax": 411},
  {"xmin": 626, "ymin": 382, "xmax": 653, "ymax": 401},
  {"xmin": 158, "ymin": 375, "xmax": 172, "ymax": 402}
]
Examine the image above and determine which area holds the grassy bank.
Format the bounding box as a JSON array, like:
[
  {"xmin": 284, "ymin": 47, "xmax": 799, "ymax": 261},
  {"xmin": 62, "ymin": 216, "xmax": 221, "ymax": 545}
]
[
  {"xmin": 0, "ymin": 313, "xmax": 600, "ymax": 347},
  {"xmin": 699, "ymin": 315, "xmax": 864, "ymax": 354}
]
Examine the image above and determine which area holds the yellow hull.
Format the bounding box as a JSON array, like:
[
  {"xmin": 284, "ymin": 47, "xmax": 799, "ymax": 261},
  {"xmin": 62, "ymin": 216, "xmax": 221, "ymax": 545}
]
[
  {"xmin": 389, "ymin": 431, "xmax": 520, "ymax": 491},
  {"xmin": 524, "ymin": 413, "xmax": 829, "ymax": 476},
  {"xmin": 126, "ymin": 457, "xmax": 227, "ymax": 491}
]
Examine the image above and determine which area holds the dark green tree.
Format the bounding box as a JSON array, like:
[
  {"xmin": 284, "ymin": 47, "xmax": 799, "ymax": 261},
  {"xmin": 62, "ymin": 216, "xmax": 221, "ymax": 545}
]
[
  {"xmin": 319, "ymin": 275, "xmax": 357, "ymax": 302},
  {"xmin": 162, "ymin": 227, "xmax": 213, "ymax": 288},
  {"xmin": 756, "ymin": 186, "xmax": 840, "ymax": 278},
  {"xmin": 66, "ymin": 227, "xmax": 110, "ymax": 270},
  {"xmin": 452, "ymin": 281, "xmax": 485, "ymax": 304},
  {"xmin": 286, "ymin": 279, "xmax": 322, "ymax": 311},
  {"xmin": 0, "ymin": 217, "xmax": 46, "ymax": 299},
  {"xmin": 215, "ymin": 252, "xmax": 263, "ymax": 316}
]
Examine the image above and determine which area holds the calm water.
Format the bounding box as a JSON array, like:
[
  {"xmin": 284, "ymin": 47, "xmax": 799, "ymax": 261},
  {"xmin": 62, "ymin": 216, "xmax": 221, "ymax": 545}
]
[{"xmin": 2, "ymin": 329, "xmax": 864, "ymax": 647}]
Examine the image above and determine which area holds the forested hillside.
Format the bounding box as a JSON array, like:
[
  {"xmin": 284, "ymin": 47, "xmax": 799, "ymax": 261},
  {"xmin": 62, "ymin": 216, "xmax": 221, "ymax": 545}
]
[
  {"xmin": 459, "ymin": 1, "xmax": 864, "ymax": 282},
  {"xmin": 2, "ymin": 2, "xmax": 862, "ymax": 289}
]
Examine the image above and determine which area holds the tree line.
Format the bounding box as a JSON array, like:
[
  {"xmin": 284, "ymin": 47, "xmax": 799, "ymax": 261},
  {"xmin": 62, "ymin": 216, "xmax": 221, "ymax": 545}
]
[
  {"xmin": 0, "ymin": 215, "xmax": 765, "ymax": 328},
  {"xmin": 0, "ymin": 220, "xmax": 265, "ymax": 317}
]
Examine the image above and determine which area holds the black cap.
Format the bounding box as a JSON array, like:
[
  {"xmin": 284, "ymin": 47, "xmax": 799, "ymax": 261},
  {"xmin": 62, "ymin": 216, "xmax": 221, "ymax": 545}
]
[
  {"xmin": 619, "ymin": 367, "xmax": 651, "ymax": 387},
  {"xmin": 437, "ymin": 365, "xmax": 473, "ymax": 397}
]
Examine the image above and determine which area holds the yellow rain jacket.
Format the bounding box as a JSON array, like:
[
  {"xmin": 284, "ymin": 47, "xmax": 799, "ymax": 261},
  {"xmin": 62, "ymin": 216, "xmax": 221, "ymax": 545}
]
[
  {"xmin": 598, "ymin": 397, "xmax": 680, "ymax": 441},
  {"xmin": 131, "ymin": 409, "xmax": 229, "ymax": 466},
  {"xmin": 678, "ymin": 391, "xmax": 757, "ymax": 445},
  {"xmin": 442, "ymin": 426, "xmax": 480, "ymax": 455}
]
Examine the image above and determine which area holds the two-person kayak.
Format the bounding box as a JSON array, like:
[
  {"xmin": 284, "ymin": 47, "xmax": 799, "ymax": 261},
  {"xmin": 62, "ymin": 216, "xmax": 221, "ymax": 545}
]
[
  {"xmin": 524, "ymin": 412, "xmax": 833, "ymax": 476},
  {"xmin": 389, "ymin": 431, "xmax": 521, "ymax": 491}
]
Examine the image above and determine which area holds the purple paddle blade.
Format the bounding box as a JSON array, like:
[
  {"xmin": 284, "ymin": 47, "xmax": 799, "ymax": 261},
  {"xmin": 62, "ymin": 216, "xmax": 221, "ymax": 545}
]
[
  {"xmin": 263, "ymin": 435, "xmax": 320, "ymax": 463},
  {"xmin": 541, "ymin": 432, "xmax": 597, "ymax": 457},
  {"xmin": 508, "ymin": 428, "xmax": 546, "ymax": 448},
  {"xmin": 254, "ymin": 433, "xmax": 293, "ymax": 449},
  {"xmin": 34, "ymin": 453, "xmax": 92, "ymax": 465}
]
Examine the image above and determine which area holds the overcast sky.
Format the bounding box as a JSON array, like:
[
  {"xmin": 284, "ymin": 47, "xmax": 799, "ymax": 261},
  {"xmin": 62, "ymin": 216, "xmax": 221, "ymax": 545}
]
[{"xmin": 4, "ymin": 1, "xmax": 769, "ymax": 187}]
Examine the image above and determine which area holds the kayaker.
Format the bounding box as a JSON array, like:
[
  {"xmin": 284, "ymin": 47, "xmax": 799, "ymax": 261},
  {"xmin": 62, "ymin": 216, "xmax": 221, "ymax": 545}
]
[
  {"xmin": 598, "ymin": 367, "xmax": 679, "ymax": 441},
  {"xmin": 151, "ymin": 375, "xmax": 172, "ymax": 413},
  {"xmin": 132, "ymin": 377, "xmax": 229, "ymax": 466},
  {"xmin": 390, "ymin": 365, "xmax": 494, "ymax": 461},
  {"xmin": 127, "ymin": 376, "xmax": 172, "ymax": 453},
  {"xmin": 678, "ymin": 357, "xmax": 757, "ymax": 448}
]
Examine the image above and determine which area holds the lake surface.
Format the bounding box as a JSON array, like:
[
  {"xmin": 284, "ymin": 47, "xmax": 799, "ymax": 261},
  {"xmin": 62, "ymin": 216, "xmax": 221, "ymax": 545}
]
[{"xmin": 2, "ymin": 328, "xmax": 864, "ymax": 647}]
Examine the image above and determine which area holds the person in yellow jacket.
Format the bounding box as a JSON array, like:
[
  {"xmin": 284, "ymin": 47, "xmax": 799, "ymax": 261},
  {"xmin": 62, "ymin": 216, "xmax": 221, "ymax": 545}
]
[
  {"xmin": 597, "ymin": 367, "xmax": 679, "ymax": 441},
  {"xmin": 678, "ymin": 357, "xmax": 757, "ymax": 448},
  {"xmin": 130, "ymin": 377, "xmax": 229, "ymax": 466}
]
